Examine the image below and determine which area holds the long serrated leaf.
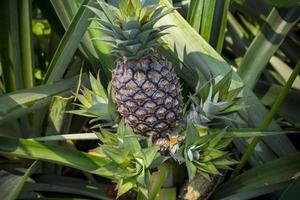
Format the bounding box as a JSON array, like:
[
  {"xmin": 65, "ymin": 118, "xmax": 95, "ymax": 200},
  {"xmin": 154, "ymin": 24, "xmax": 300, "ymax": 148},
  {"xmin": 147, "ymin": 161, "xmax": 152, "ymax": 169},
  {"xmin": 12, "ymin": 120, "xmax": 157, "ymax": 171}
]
[
  {"xmin": 258, "ymin": 83, "xmax": 300, "ymax": 125},
  {"xmin": 219, "ymin": 104, "xmax": 249, "ymax": 114},
  {"xmin": 44, "ymin": 0, "xmax": 93, "ymax": 84},
  {"xmin": 187, "ymin": 0, "xmax": 204, "ymax": 31},
  {"xmin": 89, "ymin": 72, "xmax": 108, "ymax": 99},
  {"xmin": 117, "ymin": 177, "xmax": 136, "ymax": 198},
  {"xmin": 96, "ymin": 128, "xmax": 118, "ymax": 145},
  {"xmin": 118, "ymin": 122, "xmax": 141, "ymax": 152},
  {"xmin": 212, "ymin": 153, "xmax": 300, "ymax": 200},
  {"xmin": 186, "ymin": 160, "xmax": 197, "ymax": 181},
  {"xmin": 158, "ymin": 0, "xmax": 296, "ymax": 163},
  {"xmin": 226, "ymin": 86, "xmax": 244, "ymax": 101},
  {"xmin": 45, "ymin": 96, "xmax": 73, "ymax": 136},
  {"xmin": 270, "ymin": 56, "xmax": 300, "ymax": 90},
  {"xmin": 209, "ymin": 0, "xmax": 230, "ymax": 53},
  {"xmin": 233, "ymin": 60, "xmax": 300, "ymax": 177},
  {"xmin": 202, "ymin": 148, "xmax": 227, "ymax": 162},
  {"xmin": 0, "ymin": 0, "xmax": 23, "ymax": 92},
  {"xmin": 102, "ymin": 146, "xmax": 129, "ymax": 164},
  {"xmin": 148, "ymin": 162, "xmax": 170, "ymax": 200},
  {"xmin": 86, "ymin": 103, "xmax": 112, "ymax": 120},
  {"xmin": 213, "ymin": 71, "xmax": 233, "ymax": 100},
  {"xmin": 279, "ymin": 178, "xmax": 300, "ymax": 200},
  {"xmin": 142, "ymin": 147, "xmax": 159, "ymax": 168},
  {"xmin": 51, "ymin": 0, "xmax": 100, "ymax": 69},
  {"xmin": 23, "ymin": 182, "xmax": 113, "ymax": 200},
  {"xmin": 19, "ymin": 0, "xmax": 34, "ymax": 89},
  {"xmin": 196, "ymin": 161, "xmax": 220, "ymax": 175},
  {"xmin": 156, "ymin": 188, "xmax": 176, "ymax": 200},
  {"xmin": 185, "ymin": 123, "xmax": 200, "ymax": 146},
  {"xmin": 199, "ymin": 0, "xmax": 217, "ymax": 42},
  {"xmin": 237, "ymin": 7, "xmax": 300, "ymax": 88},
  {"xmin": 0, "ymin": 74, "xmax": 88, "ymax": 125},
  {"xmin": 208, "ymin": 128, "xmax": 227, "ymax": 148},
  {"xmin": 24, "ymin": 174, "xmax": 113, "ymax": 200},
  {"xmin": 0, "ymin": 136, "xmax": 111, "ymax": 177},
  {"xmin": 0, "ymin": 160, "xmax": 39, "ymax": 200},
  {"xmin": 211, "ymin": 128, "xmax": 300, "ymax": 138}
]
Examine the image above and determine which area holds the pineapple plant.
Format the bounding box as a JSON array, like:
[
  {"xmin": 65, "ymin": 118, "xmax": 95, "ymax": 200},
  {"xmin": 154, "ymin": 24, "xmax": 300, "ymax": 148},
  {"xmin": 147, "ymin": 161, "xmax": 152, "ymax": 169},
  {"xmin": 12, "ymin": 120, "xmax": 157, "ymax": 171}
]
[
  {"xmin": 89, "ymin": 0, "xmax": 183, "ymax": 150},
  {"xmin": 1, "ymin": 0, "xmax": 300, "ymax": 200},
  {"xmin": 185, "ymin": 71, "xmax": 246, "ymax": 129},
  {"xmin": 170, "ymin": 72, "xmax": 243, "ymax": 181}
]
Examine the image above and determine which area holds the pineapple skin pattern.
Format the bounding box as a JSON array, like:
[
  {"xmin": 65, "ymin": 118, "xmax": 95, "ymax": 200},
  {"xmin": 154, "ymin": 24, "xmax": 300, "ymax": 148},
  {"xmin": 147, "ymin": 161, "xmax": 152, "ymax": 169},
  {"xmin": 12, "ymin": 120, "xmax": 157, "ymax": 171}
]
[
  {"xmin": 112, "ymin": 51, "xmax": 183, "ymax": 143},
  {"xmin": 91, "ymin": 0, "xmax": 184, "ymax": 148}
]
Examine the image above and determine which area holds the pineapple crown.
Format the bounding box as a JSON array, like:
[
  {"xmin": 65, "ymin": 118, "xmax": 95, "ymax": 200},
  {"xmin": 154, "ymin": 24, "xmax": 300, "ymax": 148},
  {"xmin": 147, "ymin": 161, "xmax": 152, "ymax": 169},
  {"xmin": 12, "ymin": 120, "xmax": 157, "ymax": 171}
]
[
  {"xmin": 89, "ymin": 0, "xmax": 174, "ymax": 60},
  {"xmin": 68, "ymin": 73, "xmax": 117, "ymax": 124},
  {"xmin": 170, "ymin": 123, "xmax": 237, "ymax": 181},
  {"xmin": 185, "ymin": 71, "xmax": 246, "ymax": 129}
]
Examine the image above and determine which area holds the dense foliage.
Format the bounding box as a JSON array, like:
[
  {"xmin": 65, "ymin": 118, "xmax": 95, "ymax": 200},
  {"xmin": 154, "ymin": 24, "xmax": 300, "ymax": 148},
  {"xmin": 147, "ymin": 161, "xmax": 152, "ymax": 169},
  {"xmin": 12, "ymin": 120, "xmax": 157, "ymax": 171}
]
[{"xmin": 0, "ymin": 0, "xmax": 299, "ymax": 200}]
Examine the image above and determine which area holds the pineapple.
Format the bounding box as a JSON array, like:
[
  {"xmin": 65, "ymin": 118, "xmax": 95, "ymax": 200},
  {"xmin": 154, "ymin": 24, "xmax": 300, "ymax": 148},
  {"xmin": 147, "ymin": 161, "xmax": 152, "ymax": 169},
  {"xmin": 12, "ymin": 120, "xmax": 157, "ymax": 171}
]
[{"xmin": 91, "ymin": 0, "xmax": 183, "ymax": 149}]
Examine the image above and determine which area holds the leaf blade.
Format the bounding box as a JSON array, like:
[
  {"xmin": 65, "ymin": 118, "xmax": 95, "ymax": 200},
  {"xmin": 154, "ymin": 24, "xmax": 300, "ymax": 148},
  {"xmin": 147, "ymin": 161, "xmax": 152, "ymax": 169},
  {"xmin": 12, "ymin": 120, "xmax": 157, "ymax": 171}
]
[{"xmin": 212, "ymin": 153, "xmax": 300, "ymax": 199}]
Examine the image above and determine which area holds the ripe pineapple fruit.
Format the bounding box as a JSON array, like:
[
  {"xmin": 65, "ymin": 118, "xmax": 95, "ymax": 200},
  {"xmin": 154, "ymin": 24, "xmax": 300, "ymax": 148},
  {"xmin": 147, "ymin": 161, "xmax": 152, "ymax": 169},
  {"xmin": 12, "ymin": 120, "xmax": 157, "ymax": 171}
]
[{"xmin": 91, "ymin": 0, "xmax": 183, "ymax": 149}]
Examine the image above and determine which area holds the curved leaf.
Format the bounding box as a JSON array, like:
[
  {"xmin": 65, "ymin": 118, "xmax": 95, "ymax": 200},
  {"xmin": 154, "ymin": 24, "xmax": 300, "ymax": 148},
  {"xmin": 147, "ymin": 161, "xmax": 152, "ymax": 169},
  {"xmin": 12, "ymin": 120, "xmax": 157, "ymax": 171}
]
[
  {"xmin": 0, "ymin": 74, "xmax": 88, "ymax": 125},
  {"xmin": 279, "ymin": 178, "xmax": 300, "ymax": 200},
  {"xmin": 0, "ymin": 161, "xmax": 39, "ymax": 200},
  {"xmin": 212, "ymin": 153, "xmax": 300, "ymax": 200},
  {"xmin": 158, "ymin": 0, "xmax": 296, "ymax": 164},
  {"xmin": 237, "ymin": 6, "xmax": 300, "ymax": 88},
  {"xmin": 44, "ymin": 0, "xmax": 93, "ymax": 84},
  {"xmin": 23, "ymin": 174, "xmax": 113, "ymax": 200},
  {"xmin": 0, "ymin": 136, "xmax": 111, "ymax": 177}
]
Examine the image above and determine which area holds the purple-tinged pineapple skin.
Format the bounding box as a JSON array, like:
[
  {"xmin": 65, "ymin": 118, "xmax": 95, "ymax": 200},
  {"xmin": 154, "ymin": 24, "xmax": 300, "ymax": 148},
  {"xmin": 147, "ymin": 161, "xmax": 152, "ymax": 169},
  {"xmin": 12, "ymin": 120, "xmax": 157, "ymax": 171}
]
[{"xmin": 112, "ymin": 51, "xmax": 183, "ymax": 142}]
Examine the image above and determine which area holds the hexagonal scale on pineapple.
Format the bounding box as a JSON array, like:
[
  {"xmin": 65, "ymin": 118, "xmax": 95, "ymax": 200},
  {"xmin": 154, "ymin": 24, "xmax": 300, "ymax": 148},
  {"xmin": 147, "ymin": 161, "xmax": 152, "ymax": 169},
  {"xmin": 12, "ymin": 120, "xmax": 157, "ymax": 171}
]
[
  {"xmin": 127, "ymin": 115, "xmax": 139, "ymax": 125},
  {"xmin": 135, "ymin": 107, "xmax": 148, "ymax": 117},
  {"xmin": 141, "ymin": 81, "xmax": 156, "ymax": 96},
  {"xmin": 147, "ymin": 70, "xmax": 161, "ymax": 83},
  {"xmin": 143, "ymin": 101, "xmax": 157, "ymax": 110},
  {"xmin": 145, "ymin": 116, "xmax": 157, "ymax": 124},
  {"xmin": 125, "ymin": 101, "xmax": 137, "ymax": 109},
  {"xmin": 125, "ymin": 80, "xmax": 138, "ymax": 96},
  {"xmin": 152, "ymin": 90, "xmax": 165, "ymax": 104},
  {"xmin": 133, "ymin": 91, "xmax": 147, "ymax": 102},
  {"xmin": 164, "ymin": 96, "xmax": 174, "ymax": 109},
  {"xmin": 117, "ymin": 104, "xmax": 129, "ymax": 114},
  {"xmin": 158, "ymin": 78, "xmax": 170, "ymax": 88},
  {"xmin": 136, "ymin": 123, "xmax": 150, "ymax": 133},
  {"xmin": 121, "ymin": 68, "xmax": 134, "ymax": 82},
  {"xmin": 133, "ymin": 71, "xmax": 146, "ymax": 86},
  {"xmin": 166, "ymin": 111, "xmax": 176, "ymax": 120},
  {"xmin": 156, "ymin": 107, "xmax": 167, "ymax": 119}
]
